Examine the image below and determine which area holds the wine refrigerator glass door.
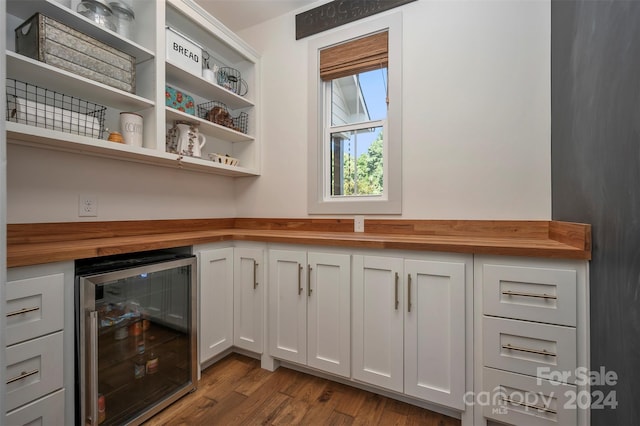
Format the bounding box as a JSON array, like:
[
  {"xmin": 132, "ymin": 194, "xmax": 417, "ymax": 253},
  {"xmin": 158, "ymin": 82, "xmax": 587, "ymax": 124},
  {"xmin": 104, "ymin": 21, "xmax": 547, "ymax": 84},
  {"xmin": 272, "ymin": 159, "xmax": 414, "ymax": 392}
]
[{"xmin": 80, "ymin": 256, "xmax": 197, "ymax": 426}]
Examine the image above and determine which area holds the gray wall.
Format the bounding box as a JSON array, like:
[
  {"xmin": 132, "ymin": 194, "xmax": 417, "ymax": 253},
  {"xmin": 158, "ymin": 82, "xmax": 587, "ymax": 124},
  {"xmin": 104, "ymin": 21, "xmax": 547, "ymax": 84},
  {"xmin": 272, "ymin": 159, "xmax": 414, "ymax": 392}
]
[{"xmin": 551, "ymin": 1, "xmax": 640, "ymax": 425}]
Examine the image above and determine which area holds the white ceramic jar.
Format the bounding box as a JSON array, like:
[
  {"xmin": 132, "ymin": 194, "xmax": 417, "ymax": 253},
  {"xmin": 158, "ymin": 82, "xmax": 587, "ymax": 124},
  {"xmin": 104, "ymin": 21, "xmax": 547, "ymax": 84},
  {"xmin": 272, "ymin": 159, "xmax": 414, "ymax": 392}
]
[{"xmin": 120, "ymin": 112, "xmax": 143, "ymax": 147}]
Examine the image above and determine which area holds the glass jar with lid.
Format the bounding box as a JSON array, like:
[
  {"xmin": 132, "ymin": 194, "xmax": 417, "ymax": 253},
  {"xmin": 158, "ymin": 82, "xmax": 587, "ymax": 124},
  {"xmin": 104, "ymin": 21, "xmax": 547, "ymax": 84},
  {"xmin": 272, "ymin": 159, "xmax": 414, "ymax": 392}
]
[
  {"xmin": 77, "ymin": 0, "xmax": 117, "ymax": 32},
  {"xmin": 109, "ymin": 1, "xmax": 135, "ymax": 39}
]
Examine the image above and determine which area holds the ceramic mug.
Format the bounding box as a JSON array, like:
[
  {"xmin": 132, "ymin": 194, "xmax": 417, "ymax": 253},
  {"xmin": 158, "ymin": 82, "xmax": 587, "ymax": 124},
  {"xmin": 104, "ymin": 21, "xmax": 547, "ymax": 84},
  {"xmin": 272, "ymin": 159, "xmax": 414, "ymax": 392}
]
[
  {"xmin": 202, "ymin": 68, "xmax": 216, "ymax": 83},
  {"xmin": 120, "ymin": 112, "xmax": 143, "ymax": 147}
]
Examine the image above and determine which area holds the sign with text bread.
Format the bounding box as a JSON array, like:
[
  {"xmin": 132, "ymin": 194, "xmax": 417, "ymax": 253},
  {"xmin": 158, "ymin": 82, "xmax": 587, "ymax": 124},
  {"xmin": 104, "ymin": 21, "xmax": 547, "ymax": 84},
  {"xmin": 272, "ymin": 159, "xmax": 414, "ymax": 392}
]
[{"xmin": 166, "ymin": 26, "xmax": 202, "ymax": 76}]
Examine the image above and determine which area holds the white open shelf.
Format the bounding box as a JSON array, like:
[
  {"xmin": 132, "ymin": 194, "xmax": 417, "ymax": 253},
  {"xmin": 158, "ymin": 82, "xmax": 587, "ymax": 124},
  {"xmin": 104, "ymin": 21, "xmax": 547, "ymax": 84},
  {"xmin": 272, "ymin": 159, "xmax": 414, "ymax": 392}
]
[
  {"xmin": 165, "ymin": 107, "xmax": 254, "ymax": 143},
  {"xmin": 6, "ymin": 51, "xmax": 154, "ymax": 111},
  {"xmin": 6, "ymin": 122, "xmax": 259, "ymax": 177},
  {"xmin": 165, "ymin": 61, "xmax": 254, "ymax": 111},
  {"xmin": 6, "ymin": 0, "xmax": 154, "ymax": 63},
  {"xmin": 4, "ymin": 0, "xmax": 261, "ymax": 178}
]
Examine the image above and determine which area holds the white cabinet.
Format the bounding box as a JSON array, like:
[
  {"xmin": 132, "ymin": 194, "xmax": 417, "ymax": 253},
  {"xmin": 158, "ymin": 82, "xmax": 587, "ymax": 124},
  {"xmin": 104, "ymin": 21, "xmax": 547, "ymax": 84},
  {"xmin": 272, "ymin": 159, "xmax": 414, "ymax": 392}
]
[
  {"xmin": 404, "ymin": 258, "xmax": 466, "ymax": 407},
  {"xmin": 268, "ymin": 249, "xmax": 351, "ymax": 378},
  {"xmin": 4, "ymin": 0, "xmax": 260, "ymax": 176},
  {"xmin": 5, "ymin": 262, "xmax": 74, "ymax": 425},
  {"xmin": 268, "ymin": 249, "xmax": 306, "ymax": 363},
  {"xmin": 197, "ymin": 246, "xmax": 234, "ymax": 363},
  {"xmin": 352, "ymin": 254, "xmax": 468, "ymax": 411},
  {"xmin": 352, "ymin": 255, "xmax": 404, "ymax": 392},
  {"xmin": 197, "ymin": 244, "xmax": 265, "ymax": 366},
  {"xmin": 474, "ymin": 256, "xmax": 590, "ymax": 426},
  {"xmin": 5, "ymin": 272, "xmax": 64, "ymax": 346},
  {"xmin": 233, "ymin": 247, "xmax": 264, "ymax": 353},
  {"xmin": 5, "ymin": 389, "xmax": 65, "ymax": 426},
  {"xmin": 5, "ymin": 332, "xmax": 64, "ymax": 412}
]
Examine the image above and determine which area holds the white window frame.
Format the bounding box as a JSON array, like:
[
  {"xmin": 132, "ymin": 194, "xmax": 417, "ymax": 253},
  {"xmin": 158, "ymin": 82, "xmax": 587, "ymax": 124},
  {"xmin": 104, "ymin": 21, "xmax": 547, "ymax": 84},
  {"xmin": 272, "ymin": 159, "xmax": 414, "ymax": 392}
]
[{"xmin": 308, "ymin": 12, "xmax": 403, "ymax": 215}]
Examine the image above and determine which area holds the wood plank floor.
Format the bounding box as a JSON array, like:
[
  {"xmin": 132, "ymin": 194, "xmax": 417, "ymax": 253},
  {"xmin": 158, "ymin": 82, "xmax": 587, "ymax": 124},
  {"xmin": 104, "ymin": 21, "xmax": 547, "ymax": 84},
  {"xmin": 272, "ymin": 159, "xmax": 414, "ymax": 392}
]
[{"xmin": 144, "ymin": 353, "xmax": 461, "ymax": 426}]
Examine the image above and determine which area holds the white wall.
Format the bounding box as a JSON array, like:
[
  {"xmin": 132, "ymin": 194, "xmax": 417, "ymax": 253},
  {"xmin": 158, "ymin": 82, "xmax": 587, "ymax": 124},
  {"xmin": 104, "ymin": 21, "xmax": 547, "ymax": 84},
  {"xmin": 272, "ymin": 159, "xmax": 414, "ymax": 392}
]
[
  {"xmin": 7, "ymin": 144, "xmax": 237, "ymax": 223},
  {"xmin": 235, "ymin": 0, "xmax": 551, "ymax": 219},
  {"xmin": 6, "ymin": 0, "xmax": 551, "ymax": 223}
]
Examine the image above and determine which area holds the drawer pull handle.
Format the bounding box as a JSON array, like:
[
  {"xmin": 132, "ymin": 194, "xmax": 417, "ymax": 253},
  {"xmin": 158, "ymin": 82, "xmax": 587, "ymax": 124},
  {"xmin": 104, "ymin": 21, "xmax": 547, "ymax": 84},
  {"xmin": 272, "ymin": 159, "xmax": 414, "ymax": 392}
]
[
  {"xmin": 502, "ymin": 343, "xmax": 556, "ymax": 357},
  {"xmin": 298, "ymin": 264, "xmax": 303, "ymax": 295},
  {"xmin": 502, "ymin": 290, "xmax": 557, "ymax": 300},
  {"xmin": 6, "ymin": 306, "xmax": 40, "ymax": 317},
  {"xmin": 502, "ymin": 397, "xmax": 557, "ymax": 414},
  {"xmin": 6, "ymin": 369, "xmax": 39, "ymax": 385},
  {"xmin": 308, "ymin": 265, "xmax": 313, "ymax": 297},
  {"xmin": 394, "ymin": 272, "xmax": 399, "ymax": 310},
  {"xmin": 253, "ymin": 261, "xmax": 259, "ymax": 289},
  {"xmin": 407, "ymin": 273, "xmax": 412, "ymax": 313}
]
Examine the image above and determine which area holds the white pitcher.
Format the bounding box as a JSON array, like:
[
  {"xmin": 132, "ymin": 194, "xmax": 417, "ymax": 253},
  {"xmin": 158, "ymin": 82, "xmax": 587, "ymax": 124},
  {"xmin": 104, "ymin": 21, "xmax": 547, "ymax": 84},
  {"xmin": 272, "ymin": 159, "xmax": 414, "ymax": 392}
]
[{"xmin": 176, "ymin": 123, "xmax": 206, "ymax": 157}]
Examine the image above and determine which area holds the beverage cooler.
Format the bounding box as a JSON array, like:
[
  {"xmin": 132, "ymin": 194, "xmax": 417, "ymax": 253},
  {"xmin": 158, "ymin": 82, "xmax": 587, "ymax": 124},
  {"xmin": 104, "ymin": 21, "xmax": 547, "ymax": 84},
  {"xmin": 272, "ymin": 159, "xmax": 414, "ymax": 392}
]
[{"xmin": 75, "ymin": 249, "xmax": 197, "ymax": 425}]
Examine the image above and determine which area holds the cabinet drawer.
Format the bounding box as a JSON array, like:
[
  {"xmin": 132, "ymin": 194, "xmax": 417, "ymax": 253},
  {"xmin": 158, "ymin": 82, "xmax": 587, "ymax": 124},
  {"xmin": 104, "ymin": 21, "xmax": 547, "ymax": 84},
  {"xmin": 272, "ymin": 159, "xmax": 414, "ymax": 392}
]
[
  {"xmin": 483, "ymin": 367, "xmax": 577, "ymax": 426},
  {"xmin": 5, "ymin": 388, "xmax": 65, "ymax": 426},
  {"xmin": 6, "ymin": 273, "xmax": 64, "ymax": 345},
  {"xmin": 483, "ymin": 316, "xmax": 577, "ymax": 383},
  {"xmin": 482, "ymin": 263, "xmax": 577, "ymax": 326},
  {"xmin": 5, "ymin": 332, "xmax": 64, "ymax": 412}
]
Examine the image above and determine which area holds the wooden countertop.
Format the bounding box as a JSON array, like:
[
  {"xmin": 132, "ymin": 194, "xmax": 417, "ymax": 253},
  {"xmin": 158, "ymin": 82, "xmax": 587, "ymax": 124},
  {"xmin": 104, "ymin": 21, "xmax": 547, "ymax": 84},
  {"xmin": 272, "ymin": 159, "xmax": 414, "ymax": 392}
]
[{"xmin": 7, "ymin": 218, "xmax": 591, "ymax": 268}]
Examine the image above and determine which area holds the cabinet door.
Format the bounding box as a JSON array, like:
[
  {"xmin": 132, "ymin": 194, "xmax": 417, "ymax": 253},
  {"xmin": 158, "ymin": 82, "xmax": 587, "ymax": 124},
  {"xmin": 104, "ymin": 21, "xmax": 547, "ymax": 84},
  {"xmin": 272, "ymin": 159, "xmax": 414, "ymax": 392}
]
[
  {"xmin": 352, "ymin": 255, "xmax": 404, "ymax": 392},
  {"xmin": 199, "ymin": 247, "xmax": 234, "ymax": 363},
  {"xmin": 404, "ymin": 259, "xmax": 466, "ymax": 409},
  {"xmin": 268, "ymin": 249, "xmax": 307, "ymax": 364},
  {"xmin": 307, "ymin": 252, "xmax": 351, "ymax": 378},
  {"xmin": 233, "ymin": 247, "xmax": 264, "ymax": 353}
]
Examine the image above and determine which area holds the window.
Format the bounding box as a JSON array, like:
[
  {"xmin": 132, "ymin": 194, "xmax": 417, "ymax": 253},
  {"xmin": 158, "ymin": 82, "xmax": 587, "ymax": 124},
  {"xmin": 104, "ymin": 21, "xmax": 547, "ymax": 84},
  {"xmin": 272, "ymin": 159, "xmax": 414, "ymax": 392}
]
[
  {"xmin": 328, "ymin": 68, "xmax": 387, "ymax": 197},
  {"xmin": 308, "ymin": 13, "xmax": 402, "ymax": 214}
]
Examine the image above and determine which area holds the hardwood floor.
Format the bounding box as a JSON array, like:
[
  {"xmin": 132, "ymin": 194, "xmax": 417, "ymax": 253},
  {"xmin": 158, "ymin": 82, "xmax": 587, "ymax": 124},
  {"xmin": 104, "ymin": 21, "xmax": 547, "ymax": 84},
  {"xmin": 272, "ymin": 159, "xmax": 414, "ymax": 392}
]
[{"xmin": 144, "ymin": 353, "xmax": 461, "ymax": 426}]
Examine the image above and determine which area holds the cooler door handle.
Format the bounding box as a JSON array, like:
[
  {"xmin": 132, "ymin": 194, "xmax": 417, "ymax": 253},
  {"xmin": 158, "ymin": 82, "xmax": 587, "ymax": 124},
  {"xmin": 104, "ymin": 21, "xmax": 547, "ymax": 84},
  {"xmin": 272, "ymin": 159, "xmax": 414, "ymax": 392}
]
[{"xmin": 87, "ymin": 311, "xmax": 99, "ymax": 426}]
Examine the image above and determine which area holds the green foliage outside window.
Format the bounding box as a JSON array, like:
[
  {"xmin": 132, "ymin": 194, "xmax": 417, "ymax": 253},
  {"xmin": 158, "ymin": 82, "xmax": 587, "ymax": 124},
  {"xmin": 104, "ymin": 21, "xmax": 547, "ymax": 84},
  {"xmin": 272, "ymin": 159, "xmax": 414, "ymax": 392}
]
[{"xmin": 336, "ymin": 132, "xmax": 383, "ymax": 196}]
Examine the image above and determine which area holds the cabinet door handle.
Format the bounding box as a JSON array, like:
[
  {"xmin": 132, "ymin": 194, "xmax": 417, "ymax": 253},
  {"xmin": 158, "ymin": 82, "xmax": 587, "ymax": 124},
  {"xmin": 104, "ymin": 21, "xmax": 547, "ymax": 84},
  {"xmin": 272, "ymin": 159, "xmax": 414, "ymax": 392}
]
[
  {"xmin": 253, "ymin": 261, "xmax": 259, "ymax": 289},
  {"xmin": 394, "ymin": 272, "xmax": 399, "ymax": 310},
  {"xmin": 501, "ymin": 397, "xmax": 557, "ymax": 414},
  {"xmin": 501, "ymin": 290, "xmax": 557, "ymax": 300},
  {"xmin": 502, "ymin": 343, "xmax": 557, "ymax": 357},
  {"xmin": 308, "ymin": 265, "xmax": 313, "ymax": 297},
  {"xmin": 6, "ymin": 369, "xmax": 39, "ymax": 384},
  {"xmin": 298, "ymin": 264, "xmax": 303, "ymax": 295},
  {"xmin": 407, "ymin": 273, "xmax": 412, "ymax": 313},
  {"xmin": 6, "ymin": 306, "xmax": 40, "ymax": 317}
]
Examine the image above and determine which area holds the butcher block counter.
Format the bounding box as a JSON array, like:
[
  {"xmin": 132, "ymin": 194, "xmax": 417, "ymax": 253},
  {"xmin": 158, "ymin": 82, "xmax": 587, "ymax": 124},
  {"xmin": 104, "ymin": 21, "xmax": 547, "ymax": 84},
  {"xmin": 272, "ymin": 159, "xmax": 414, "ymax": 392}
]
[{"xmin": 6, "ymin": 218, "xmax": 591, "ymax": 268}]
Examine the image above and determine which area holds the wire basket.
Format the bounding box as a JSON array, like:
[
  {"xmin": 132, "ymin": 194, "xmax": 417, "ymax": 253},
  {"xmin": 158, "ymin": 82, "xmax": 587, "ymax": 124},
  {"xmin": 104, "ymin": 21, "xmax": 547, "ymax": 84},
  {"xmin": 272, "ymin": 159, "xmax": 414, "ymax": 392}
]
[
  {"xmin": 197, "ymin": 100, "xmax": 248, "ymax": 134},
  {"xmin": 6, "ymin": 78, "xmax": 106, "ymax": 139},
  {"xmin": 216, "ymin": 67, "xmax": 248, "ymax": 97}
]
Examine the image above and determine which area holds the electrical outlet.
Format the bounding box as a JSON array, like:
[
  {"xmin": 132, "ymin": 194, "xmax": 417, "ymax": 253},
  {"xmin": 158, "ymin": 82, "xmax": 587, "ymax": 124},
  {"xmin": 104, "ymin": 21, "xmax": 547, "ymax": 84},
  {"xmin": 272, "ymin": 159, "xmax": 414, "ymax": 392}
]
[
  {"xmin": 354, "ymin": 215, "xmax": 365, "ymax": 232},
  {"xmin": 79, "ymin": 195, "xmax": 98, "ymax": 217}
]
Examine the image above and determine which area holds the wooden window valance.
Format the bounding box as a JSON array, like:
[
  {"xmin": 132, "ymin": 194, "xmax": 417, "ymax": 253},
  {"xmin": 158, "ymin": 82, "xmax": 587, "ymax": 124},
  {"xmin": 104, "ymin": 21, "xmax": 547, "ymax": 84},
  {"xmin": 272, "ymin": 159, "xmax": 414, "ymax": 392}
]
[{"xmin": 319, "ymin": 30, "xmax": 388, "ymax": 81}]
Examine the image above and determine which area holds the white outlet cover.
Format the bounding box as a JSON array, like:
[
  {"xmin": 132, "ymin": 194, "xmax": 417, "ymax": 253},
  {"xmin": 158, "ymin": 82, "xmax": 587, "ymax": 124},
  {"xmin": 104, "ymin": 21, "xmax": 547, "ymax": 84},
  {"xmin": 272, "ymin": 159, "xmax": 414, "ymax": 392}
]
[
  {"xmin": 79, "ymin": 195, "xmax": 98, "ymax": 217},
  {"xmin": 354, "ymin": 215, "xmax": 365, "ymax": 232}
]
